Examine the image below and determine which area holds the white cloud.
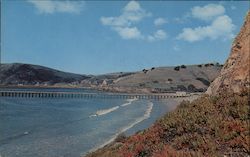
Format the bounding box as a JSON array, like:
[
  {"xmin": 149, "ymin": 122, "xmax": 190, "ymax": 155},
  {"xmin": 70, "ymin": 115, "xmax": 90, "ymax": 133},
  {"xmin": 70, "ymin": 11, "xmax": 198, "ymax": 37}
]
[
  {"xmin": 101, "ymin": 1, "xmax": 151, "ymax": 27},
  {"xmin": 100, "ymin": 1, "xmax": 166, "ymax": 42},
  {"xmin": 154, "ymin": 18, "xmax": 167, "ymax": 26},
  {"xmin": 177, "ymin": 15, "xmax": 235, "ymax": 42},
  {"xmin": 147, "ymin": 30, "xmax": 167, "ymax": 42},
  {"xmin": 123, "ymin": 0, "xmax": 141, "ymax": 12},
  {"xmin": 114, "ymin": 27, "xmax": 143, "ymax": 39},
  {"xmin": 27, "ymin": 0, "xmax": 85, "ymax": 14},
  {"xmin": 191, "ymin": 4, "xmax": 225, "ymax": 21}
]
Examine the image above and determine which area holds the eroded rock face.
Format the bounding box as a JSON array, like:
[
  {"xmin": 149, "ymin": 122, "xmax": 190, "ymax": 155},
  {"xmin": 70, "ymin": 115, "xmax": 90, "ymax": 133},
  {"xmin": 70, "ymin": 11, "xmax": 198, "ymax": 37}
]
[{"xmin": 207, "ymin": 12, "xmax": 250, "ymax": 95}]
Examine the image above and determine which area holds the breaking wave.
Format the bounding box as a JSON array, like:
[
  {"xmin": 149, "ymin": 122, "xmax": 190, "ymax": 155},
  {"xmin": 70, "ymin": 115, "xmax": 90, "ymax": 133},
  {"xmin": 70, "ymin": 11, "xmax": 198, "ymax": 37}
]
[
  {"xmin": 89, "ymin": 98, "xmax": 138, "ymax": 117},
  {"xmin": 89, "ymin": 106, "xmax": 120, "ymax": 117},
  {"xmin": 121, "ymin": 98, "xmax": 138, "ymax": 107}
]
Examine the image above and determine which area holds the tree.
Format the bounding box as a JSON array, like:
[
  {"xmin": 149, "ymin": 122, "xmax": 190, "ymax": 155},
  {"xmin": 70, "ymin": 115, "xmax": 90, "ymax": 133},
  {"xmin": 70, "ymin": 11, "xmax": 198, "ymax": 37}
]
[{"xmin": 174, "ymin": 66, "xmax": 180, "ymax": 71}]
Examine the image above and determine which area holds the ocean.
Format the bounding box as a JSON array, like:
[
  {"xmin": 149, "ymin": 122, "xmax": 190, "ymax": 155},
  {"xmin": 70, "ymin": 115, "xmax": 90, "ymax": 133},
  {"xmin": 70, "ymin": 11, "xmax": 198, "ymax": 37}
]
[{"xmin": 0, "ymin": 88, "xmax": 176, "ymax": 157}]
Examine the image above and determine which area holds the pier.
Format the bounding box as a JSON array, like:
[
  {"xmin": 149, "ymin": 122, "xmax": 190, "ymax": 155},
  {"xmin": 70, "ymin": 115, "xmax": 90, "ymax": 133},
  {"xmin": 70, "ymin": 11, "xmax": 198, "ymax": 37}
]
[{"xmin": 0, "ymin": 91, "xmax": 188, "ymax": 99}]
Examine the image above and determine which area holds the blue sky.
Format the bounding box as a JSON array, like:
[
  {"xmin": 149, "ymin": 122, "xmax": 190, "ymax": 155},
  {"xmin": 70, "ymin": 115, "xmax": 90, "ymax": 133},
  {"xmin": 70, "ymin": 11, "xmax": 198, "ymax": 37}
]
[{"xmin": 2, "ymin": 0, "xmax": 249, "ymax": 74}]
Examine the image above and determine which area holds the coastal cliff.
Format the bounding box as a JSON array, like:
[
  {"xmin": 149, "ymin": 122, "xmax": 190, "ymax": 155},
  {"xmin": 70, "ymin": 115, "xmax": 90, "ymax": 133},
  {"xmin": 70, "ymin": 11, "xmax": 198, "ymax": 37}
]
[{"xmin": 207, "ymin": 12, "xmax": 250, "ymax": 95}]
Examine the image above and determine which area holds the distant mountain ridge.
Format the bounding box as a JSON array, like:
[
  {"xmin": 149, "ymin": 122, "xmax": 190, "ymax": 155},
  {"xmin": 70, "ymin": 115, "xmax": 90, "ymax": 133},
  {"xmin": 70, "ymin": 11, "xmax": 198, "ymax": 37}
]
[
  {"xmin": 0, "ymin": 63, "xmax": 90, "ymax": 85},
  {"xmin": 0, "ymin": 62, "xmax": 221, "ymax": 93}
]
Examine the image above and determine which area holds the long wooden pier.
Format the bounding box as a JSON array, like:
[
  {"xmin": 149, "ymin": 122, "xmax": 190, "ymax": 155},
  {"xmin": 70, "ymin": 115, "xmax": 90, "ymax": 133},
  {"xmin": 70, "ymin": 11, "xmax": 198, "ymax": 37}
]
[{"xmin": 0, "ymin": 91, "xmax": 187, "ymax": 99}]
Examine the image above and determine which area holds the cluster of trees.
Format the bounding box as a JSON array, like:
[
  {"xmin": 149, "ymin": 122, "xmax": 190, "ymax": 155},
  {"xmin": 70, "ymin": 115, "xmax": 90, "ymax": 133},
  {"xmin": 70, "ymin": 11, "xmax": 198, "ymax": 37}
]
[{"xmin": 174, "ymin": 65, "xmax": 186, "ymax": 71}]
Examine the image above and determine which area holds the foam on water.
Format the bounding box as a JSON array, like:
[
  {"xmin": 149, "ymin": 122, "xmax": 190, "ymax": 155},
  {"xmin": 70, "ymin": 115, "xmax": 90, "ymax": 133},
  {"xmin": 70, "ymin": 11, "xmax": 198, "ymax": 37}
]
[
  {"xmin": 89, "ymin": 98, "xmax": 138, "ymax": 117},
  {"xmin": 121, "ymin": 98, "xmax": 138, "ymax": 107},
  {"xmin": 85, "ymin": 101, "xmax": 154, "ymax": 155},
  {"xmin": 89, "ymin": 106, "xmax": 120, "ymax": 117}
]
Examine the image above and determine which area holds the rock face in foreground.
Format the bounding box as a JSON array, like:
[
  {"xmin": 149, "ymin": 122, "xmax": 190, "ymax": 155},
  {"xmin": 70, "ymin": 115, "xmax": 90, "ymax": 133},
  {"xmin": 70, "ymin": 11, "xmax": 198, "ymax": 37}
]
[{"xmin": 207, "ymin": 12, "xmax": 250, "ymax": 95}]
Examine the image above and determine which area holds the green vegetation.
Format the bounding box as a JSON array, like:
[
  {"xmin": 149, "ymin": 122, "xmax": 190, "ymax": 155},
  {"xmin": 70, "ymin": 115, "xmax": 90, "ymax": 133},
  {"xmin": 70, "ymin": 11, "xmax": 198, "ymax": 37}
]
[
  {"xmin": 180, "ymin": 65, "xmax": 187, "ymax": 69},
  {"xmin": 196, "ymin": 77, "xmax": 210, "ymax": 86},
  {"xmin": 142, "ymin": 69, "xmax": 149, "ymax": 74},
  {"xmin": 174, "ymin": 66, "xmax": 180, "ymax": 71},
  {"xmin": 85, "ymin": 91, "xmax": 249, "ymax": 157}
]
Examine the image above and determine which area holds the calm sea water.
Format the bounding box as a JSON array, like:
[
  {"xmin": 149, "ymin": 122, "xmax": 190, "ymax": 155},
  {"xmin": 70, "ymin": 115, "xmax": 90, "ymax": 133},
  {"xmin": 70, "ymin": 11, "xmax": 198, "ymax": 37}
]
[{"xmin": 0, "ymin": 88, "xmax": 175, "ymax": 157}]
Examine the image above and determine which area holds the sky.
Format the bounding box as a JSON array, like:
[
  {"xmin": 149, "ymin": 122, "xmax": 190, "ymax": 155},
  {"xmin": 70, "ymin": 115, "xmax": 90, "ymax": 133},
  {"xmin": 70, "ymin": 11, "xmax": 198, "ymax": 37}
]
[{"xmin": 1, "ymin": 0, "xmax": 249, "ymax": 75}]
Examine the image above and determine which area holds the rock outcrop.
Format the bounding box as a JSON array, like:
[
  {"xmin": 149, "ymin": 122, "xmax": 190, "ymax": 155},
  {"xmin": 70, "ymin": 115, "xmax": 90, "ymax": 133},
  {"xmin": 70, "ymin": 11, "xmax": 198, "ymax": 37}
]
[{"xmin": 207, "ymin": 12, "xmax": 250, "ymax": 95}]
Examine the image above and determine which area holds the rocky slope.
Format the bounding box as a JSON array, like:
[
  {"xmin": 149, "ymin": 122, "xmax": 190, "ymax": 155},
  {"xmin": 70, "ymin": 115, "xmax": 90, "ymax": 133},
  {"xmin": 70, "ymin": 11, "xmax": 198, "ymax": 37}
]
[
  {"xmin": 207, "ymin": 12, "xmax": 250, "ymax": 95},
  {"xmin": 0, "ymin": 63, "xmax": 90, "ymax": 85}
]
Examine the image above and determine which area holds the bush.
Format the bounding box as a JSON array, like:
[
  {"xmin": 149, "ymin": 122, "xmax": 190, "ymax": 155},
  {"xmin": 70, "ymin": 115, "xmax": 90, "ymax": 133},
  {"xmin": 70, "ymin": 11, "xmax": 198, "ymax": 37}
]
[
  {"xmin": 174, "ymin": 66, "xmax": 180, "ymax": 71},
  {"xmin": 151, "ymin": 67, "xmax": 155, "ymax": 71},
  {"xmin": 215, "ymin": 63, "xmax": 220, "ymax": 67},
  {"xmin": 197, "ymin": 64, "xmax": 202, "ymax": 68},
  {"xmin": 153, "ymin": 80, "xmax": 159, "ymax": 84},
  {"xmin": 187, "ymin": 84, "xmax": 196, "ymax": 91},
  {"xmin": 115, "ymin": 133, "xmax": 127, "ymax": 142},
  {"xmin": 177, "ymin": 85, "xmax": 187, "ymax": 91},
  {"xmin": 180, "ymin": 65, "xmax": 186, "ymax": 69},
  {"xmin": 142, "ymin": 69, "xmax": 148, "ymax": 74},
  {"xmin": 139, "ymin": 83, "xmax": 146, "ymax": 87},
  {"xmin": 168, "ymin": 78, "xmax": 173, "ymax": 82},
  {"xmin": 196, "ymin": 77, "xmax": 210, "ymax": 86}
]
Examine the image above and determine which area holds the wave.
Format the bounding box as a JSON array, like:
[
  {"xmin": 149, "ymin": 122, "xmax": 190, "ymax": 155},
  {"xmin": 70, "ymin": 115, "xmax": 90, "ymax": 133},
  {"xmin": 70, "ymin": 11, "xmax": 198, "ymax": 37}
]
[
  {"xmin": 121, "ymin": 98, "xmax": 138, "ymax": 107},
  {"xmin": 89, "ymin": 98, "xmax": 138, "ymax": 118},
  {"xmin": 86, "ymin": 101, "xmax": 154, "ymax": 155},
  {"xmin": 89, "ymin": 106, "xmax": 120, "ymax": 117}
]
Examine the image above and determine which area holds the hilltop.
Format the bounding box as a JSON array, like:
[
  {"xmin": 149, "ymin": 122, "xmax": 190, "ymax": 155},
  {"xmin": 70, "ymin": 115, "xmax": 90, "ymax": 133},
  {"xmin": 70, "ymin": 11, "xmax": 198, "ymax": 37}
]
[{"xmin": 0, "ymin": 63, "xmax": 90, "ymax": 86}]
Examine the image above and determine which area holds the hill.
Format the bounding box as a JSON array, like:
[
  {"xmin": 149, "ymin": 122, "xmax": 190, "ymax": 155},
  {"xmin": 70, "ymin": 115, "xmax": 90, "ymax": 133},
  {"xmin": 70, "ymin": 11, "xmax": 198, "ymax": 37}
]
[
  {"xmin": 82, "ymin": 64, "xmax": 222, "ymax": 93},
  {"xmin": 0, "ymin": 63, "xmax": 90, "ymax": 86},
  {"xmin": 0, "ymin": 63, "xmax": 221, "ymax": 93}
]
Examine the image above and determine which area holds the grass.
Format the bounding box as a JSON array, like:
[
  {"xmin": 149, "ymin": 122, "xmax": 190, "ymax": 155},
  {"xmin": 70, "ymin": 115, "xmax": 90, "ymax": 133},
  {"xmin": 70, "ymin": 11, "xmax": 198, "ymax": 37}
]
[{"xmin": 85, "ymin": 91, "xmax": 249, "ymax": 157}]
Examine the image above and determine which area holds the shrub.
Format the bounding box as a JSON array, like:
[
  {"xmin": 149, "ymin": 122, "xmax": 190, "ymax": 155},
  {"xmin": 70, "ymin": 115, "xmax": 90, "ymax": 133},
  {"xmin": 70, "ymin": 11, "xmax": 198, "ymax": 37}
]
[
  {"xmin": 115, "ymin": 133, "xmax": 127, "ymax": 143},
  {"xmin": 174, "ymin": 66, "xmax": 180, "ymax": 71},
  {"xmin": 197, "ymin": 64, "xmax": 202, "ymax": 68},
  {"xmin": 196, "ymin": 77, "xmax": 210, "ymax": 86},
  {"xmin": 187, "ymin": 84, "xmax": 196, "ymax": 91},
  {"xmin": 204, "ymin": 64, "xmax": 210, "ymax": 67},
  {"xmin": 151, "ymin": 67, "xmax": 155, "ymax": 71},
  {"xmin": 139, "ymin": 83, "xmax": 146, "ymax": 87},
  {"xmin": 168, "ymin": 78, "xmax": 173, "ymax": 82},
  {"xmin": 142, "ymin": 69, "xmax": 148, "ymax": 74},
  {"xmin": 153, "ymin": 80, "xmax": 159, "ymax": 84},
  {"xmin": 177, "ymin": 85, "xmax": 187, "ymax": 91},
  {"xmin": 180, "ymin": 65, "xmax": 186, "ymax": 68}
]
